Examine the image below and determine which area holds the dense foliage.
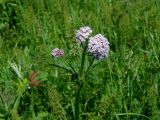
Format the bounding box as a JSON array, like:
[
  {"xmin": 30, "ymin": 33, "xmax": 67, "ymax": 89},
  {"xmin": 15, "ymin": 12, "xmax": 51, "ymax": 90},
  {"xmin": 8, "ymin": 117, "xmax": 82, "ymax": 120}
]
[{"xmin": 0, "ymin": 0, "xmax": 160, "ymax": 119}]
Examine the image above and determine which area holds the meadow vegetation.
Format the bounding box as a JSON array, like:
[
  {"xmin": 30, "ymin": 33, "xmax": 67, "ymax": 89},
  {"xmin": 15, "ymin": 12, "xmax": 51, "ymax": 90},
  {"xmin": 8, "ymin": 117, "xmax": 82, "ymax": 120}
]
[{"xmin": 0, "ymin": 0, "xmax": 160, "ymax": 119}]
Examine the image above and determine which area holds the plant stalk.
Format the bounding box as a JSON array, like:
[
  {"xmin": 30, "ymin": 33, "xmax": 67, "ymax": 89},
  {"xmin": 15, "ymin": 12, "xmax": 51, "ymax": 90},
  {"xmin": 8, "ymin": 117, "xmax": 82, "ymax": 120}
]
[
  {"xmin": 85, "ymin": 58, "xmax": 94, "ymax": 75},
  {"xmin": 75, "ymin": 83, "xmax": 82, "ymax": 120},
  {"xmin": 79, "ymin": 43, "xmax": 87, "ymax": 76},
  {"xmin": 75, "ymin": 43, "xmax": 88, "ymax": 120}
]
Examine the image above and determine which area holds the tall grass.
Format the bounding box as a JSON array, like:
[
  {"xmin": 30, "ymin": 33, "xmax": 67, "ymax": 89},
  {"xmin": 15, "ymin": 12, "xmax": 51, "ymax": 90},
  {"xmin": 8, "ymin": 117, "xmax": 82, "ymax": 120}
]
[{"xmin": 0, "ymin": 0, "xmax": 160, "ymax": 119}]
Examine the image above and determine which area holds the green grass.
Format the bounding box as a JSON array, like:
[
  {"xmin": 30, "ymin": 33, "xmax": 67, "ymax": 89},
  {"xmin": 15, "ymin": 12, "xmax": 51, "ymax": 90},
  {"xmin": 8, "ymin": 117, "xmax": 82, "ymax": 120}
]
[{"xmin": 0, "ymin": 0, "xmax": 160, "ymax": 119}]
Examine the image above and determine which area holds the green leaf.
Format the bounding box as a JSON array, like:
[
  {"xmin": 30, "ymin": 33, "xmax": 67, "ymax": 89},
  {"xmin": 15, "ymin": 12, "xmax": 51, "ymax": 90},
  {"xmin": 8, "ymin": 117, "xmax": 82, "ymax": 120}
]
[
  {"xmin": 37, "ymin": 112, "xmax": 49, "ymax": 120},
  {"xmin": 13, "ymin": 78, "xmax": 28, "ymax": 111},
  {"xmin": 50, "ymin": 64, "xmax": 73, "ymax": 73}
]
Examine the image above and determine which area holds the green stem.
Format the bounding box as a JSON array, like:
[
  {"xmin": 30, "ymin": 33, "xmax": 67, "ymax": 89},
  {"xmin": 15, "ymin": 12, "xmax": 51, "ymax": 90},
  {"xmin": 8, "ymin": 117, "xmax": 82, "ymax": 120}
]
[
  {"xmin": 79, "ymin": 44, "xmax": 87, "ymax": 76},
  {"xmin": 74, "ymin": 58, "xmax": 94, "ymax": 120},
  {"xmin": 75, "ymin": 43, "xmax": 88, "ymax": 120},
  {"xmin": 75, "ymin": 83, "xmax": 82, "ymax": 120},
  {"xmin": 85, "ymin": 58, "xmax": 94, "ymax": 75}
]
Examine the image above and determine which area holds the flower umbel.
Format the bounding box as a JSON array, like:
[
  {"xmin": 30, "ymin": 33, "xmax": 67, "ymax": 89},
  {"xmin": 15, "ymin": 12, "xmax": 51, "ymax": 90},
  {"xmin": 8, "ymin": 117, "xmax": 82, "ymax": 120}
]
[
  {"xmin": 51, "ymin": 48, "xmax": 64, "ymax": 57},
  {"xmin": 88, "ymin": 34, "xmax": 109, "ymax": 59},
  {"xmin": 75, "ymin": 26, "xmax": 92, "ymax": 43}
]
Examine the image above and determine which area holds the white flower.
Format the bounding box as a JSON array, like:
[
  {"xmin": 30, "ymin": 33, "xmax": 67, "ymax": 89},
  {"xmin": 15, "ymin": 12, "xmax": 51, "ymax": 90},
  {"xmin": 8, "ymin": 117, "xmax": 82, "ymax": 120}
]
[
  {"xmin": 87, "ymin": 34, "xmax": 109, "ymax": 59},
  {"xmin": 75, "ymin": 26, "xmax": 92, "ymax": 43}
]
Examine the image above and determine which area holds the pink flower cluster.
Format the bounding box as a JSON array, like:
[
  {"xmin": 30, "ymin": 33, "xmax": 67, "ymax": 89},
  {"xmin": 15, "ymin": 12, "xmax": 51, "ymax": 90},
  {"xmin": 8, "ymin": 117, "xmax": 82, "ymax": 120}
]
[
  {"xmin": 51, "ymin": 26, "xmax": 109, "ymax": 60},
  {"xmin": 51, "ymin": 48, "xmax": 64, "ymax": 57},
  {"xmin": 87, "ymin": 34, "xmax": 109, "ymax": 59},
  {"xmin": 75, "ymin": 26, "xmax": 92, "ymax": 43}
]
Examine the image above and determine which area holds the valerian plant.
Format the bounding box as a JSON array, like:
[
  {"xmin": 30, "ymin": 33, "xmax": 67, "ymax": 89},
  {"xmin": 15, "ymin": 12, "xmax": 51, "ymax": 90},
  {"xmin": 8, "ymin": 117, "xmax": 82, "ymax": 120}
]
[{"xmin": 51, "ymin": 26, "xmax": 110, "ymax": 120}]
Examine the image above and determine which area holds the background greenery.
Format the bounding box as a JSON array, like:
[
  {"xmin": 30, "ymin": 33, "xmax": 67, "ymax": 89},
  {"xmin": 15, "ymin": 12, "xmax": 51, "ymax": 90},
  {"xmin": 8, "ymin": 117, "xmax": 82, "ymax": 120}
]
[{"xmin": 0, "ymin": 0, "xmax": 160, "ymax": 119}]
